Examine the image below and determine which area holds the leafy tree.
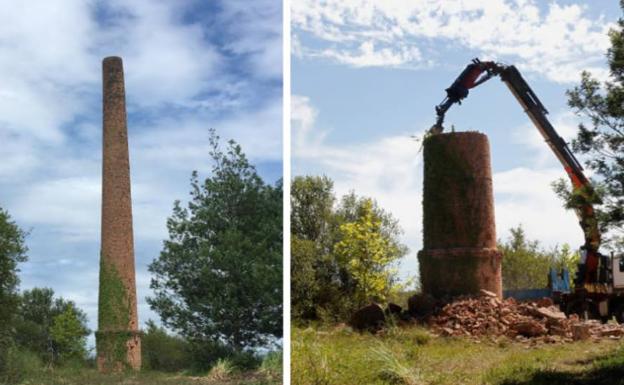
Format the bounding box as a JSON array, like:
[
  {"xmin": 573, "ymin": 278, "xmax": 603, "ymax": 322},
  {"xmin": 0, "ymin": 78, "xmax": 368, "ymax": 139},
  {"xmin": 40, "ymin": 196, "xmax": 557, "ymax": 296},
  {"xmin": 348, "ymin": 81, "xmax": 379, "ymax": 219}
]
[
  {"xmin": 500, "ymin": 226, "xmax": 579, "ymax": 290},
  {"xmin": 291, "ymin": 176, "xmax": 340, "ymax": 320},
  {"xmin": 0, "ymin": 207, "xmax": 28, "ymax": 372},
  {"xmin": 49, "ymin": 307, "xmax": 89, "ymax": 362},
  {"xmin": 15, "ymin": 288, "xmax": 89, "ymax": 364},
  {"xmin": 291, "ymin": 175, "xmax": 335, "ymax": 243},
  {"xmin": 290, "ymin": 237, "xmax": 321, "ymax": 320},
  {"xmin": 560, "ymin": 2, "xmax": 624, "ymax": 249},
  {"xmin": 290, "ymin": 176, "xmax": 408, "ymax": 322},
  {"xmin": 148, "ymin": 130, "xmax": 282, "ymax": 353},
  {"xmin": 334, "ymin": 199, "xmax": 403, "ymax": 308}
]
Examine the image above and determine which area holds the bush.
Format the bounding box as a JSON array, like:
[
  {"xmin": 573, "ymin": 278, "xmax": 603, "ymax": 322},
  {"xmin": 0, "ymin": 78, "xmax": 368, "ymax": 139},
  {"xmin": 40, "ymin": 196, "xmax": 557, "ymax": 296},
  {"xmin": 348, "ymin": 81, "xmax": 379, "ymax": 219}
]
[
  {"xmin": 141, "ymin": 320, "xmax": 191, "ymax": 372},
  {"xmin": 228, "ymin": 351, "xmax": 261, "ymax": 371},
  {"xmin": 15, "ymin": 288, "xmax": 90, "ymax": 365},
  {"xmin": 0, "ymin": 347, "xmax": 42, "ymax": 385}
]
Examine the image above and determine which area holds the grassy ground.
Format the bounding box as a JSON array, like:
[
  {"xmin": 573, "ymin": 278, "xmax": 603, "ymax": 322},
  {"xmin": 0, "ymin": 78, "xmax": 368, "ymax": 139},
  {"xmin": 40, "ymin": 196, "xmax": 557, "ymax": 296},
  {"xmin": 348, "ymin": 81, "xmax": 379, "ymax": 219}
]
[
  {"xmin": 292, "ymin": 324, "xmax": 624, "ymax": 385},
  {"xmin": 14, "ymin": 367, "xmax": 281, "ymax": 385}
]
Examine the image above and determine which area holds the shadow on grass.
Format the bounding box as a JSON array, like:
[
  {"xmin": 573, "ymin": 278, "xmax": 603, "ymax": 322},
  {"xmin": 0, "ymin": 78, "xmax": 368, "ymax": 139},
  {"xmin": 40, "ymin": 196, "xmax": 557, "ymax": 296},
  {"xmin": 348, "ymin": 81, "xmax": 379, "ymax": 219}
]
[{"xmin": 494, "ymin": 347, "xmax": 624, "ymax": 385}]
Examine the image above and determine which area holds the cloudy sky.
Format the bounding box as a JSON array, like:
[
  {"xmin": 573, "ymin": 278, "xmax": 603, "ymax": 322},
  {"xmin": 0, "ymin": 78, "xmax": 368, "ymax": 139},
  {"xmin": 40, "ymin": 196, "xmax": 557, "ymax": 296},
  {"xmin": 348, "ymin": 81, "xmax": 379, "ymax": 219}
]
[
  {"xmin": 0, "ymin": 0, "xmax": 282, "ymax": 345},
  {"xmin": 291, "ymin": 0, "xmax": 620, "ymax": 282}
]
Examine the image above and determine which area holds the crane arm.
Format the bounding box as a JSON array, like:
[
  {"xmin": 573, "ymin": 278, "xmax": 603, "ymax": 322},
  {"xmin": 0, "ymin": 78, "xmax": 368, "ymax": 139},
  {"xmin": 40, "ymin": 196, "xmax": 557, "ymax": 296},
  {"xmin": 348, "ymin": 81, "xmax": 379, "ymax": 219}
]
[{"xmin": 432, "ymin": 59, "xmax": 603, "ymax": 284}]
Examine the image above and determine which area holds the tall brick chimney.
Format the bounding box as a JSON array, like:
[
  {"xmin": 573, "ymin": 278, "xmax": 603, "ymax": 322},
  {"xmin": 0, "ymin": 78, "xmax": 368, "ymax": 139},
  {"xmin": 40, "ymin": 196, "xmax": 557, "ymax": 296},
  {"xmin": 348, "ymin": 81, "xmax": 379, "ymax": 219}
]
[{"xmin": 96, "ymin": 56, "xmax": 141, "ymax": 372}]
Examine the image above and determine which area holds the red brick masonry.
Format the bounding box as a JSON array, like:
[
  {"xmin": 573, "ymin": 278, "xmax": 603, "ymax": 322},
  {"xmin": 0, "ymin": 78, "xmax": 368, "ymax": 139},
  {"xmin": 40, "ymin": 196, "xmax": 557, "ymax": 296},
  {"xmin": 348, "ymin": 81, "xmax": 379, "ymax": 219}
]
[
  {"xmin": 419, "ymin": 132, "xmax": 502, "ymax": 298},
  {"xmin": 97, "ymin": 56, "xmax": 141, "ymax": 371}
]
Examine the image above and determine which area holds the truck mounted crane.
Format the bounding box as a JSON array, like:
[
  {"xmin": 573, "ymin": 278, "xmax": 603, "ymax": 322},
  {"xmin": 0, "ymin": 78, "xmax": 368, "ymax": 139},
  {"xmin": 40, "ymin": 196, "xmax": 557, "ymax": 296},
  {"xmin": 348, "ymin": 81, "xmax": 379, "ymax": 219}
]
[{"xmin": 432, "ymin": 58, "xmax": 624, "ymax": 322}]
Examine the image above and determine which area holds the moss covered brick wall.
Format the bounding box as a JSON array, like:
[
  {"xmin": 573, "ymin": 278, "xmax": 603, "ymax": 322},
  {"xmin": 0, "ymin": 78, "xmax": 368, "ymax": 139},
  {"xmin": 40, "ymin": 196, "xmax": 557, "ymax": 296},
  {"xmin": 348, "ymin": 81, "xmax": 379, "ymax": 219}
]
[{"xmin": 418, "ymin": 132, "xmax": 502, "ymax": 299}]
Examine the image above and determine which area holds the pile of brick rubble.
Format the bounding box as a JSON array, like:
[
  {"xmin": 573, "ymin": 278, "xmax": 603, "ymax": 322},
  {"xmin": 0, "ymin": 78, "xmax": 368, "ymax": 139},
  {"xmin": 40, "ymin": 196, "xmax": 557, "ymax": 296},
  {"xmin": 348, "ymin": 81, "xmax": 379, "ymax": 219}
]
[{"xmin": 427, "ymin": 290, "xmax": 624, "ymax": 342}]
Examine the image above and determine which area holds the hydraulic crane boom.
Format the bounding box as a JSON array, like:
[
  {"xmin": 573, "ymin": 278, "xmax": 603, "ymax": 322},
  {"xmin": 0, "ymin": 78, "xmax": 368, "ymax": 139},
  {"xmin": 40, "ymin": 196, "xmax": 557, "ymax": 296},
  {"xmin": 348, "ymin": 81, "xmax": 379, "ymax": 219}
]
[{"xmin": 433, "ymin": 59, "xmax": 605, "ymax": 287}]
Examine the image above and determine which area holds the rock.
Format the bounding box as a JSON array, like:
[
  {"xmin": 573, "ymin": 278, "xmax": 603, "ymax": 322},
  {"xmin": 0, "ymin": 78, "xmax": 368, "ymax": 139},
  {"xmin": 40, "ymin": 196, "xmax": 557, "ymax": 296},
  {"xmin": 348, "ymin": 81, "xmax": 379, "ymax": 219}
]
[
  {"xmin": 536, "ymin": 297, "xmax": 554, "ymax": 308},
  {"xmin": 408, "ymin": 293, "xmax": 435, "ymax": 317},
  {"xmin": 349, "ymin": 303, "xmax": 385, "ymax": 333},
  {"xmin": 512, "ymin": 320, "xmax": 547, "ymax": 337},
  {"xmin": 533, "ymin": 307, "xmax": 567, "ymax": 321},
  {"xmin": 479, "ymin": 289, "xmax": 498, "ymax": 298},
  {"xmin": 599, "ymin": 328, "xmax": 624, "ymax": 337},
  {"xmin": 386, "ymin": 303, "xmax": 403, "ymax": 316},
  {"xmin": 572, "ymin": 324, "xmax": 591, "ymax": 341}
]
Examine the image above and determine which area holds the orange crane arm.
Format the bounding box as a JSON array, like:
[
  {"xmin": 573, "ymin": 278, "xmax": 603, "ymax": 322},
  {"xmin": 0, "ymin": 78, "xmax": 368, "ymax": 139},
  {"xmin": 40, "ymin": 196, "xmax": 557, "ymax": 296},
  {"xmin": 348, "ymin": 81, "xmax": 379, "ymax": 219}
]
[{"xmin": 433, "ymin": 59, "xmax": 603, "ymax": 284}]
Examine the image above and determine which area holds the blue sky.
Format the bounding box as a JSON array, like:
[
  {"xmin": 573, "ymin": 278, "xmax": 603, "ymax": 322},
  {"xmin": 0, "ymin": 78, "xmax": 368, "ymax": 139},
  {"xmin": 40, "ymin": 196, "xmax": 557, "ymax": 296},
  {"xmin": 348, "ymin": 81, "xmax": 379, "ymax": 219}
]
[
  {"xmin": 0, "ymin": 0, "xmax": 282, "ymax": 347},
  {"xmin": 291, "ymin": 0, "xmax": 621, "ymax": 282}
]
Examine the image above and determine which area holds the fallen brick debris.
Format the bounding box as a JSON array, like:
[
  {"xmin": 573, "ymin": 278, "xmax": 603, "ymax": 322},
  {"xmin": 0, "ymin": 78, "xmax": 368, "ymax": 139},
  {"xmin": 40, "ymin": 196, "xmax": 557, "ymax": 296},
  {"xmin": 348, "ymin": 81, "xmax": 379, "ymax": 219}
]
[{"xmin": 426, "ymin": 290, "xmax": 624, "ymax": 342}]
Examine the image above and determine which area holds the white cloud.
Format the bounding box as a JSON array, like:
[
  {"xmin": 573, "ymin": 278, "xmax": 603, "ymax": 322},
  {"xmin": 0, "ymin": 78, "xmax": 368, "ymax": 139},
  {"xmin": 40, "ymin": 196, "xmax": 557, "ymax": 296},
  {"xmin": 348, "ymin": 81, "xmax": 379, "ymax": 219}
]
[
  {"xmin": 216, "ymin": 0, "xmax": 283, "ymax": 80},
  {"xmin": 292, "ymin": 0, "xmax": 613, "ymax": 82},
  {"xmin": 318, "ymin": 41, "xmax": 422, "ymax": 68},
  {"xmin": 97, "ymin": 0, "xmax": 222, "ymax": 107},
  {"xmin": 12, "ymin": 177, "xmax": 101, "ymax": 241},
  {"xmin": 293, "ymin": 95, "xmax": 586, "ymax": 281},
  {"xmin": 493, "ymin": 167, "xmax": 583, "ymax": 248},
  {"xmin": 512, "ymin": 110, "xmax": 581, "ymax": 167},
  {"xmin": 0, "ymin": 0, "xmax": 96, "ymax": 142}
]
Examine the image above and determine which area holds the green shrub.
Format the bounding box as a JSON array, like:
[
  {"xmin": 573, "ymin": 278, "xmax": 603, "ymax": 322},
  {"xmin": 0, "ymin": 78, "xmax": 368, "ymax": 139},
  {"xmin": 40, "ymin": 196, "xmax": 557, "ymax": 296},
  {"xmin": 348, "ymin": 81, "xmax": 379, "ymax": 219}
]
[
  {"xmin": 0, "ymin": 347, "xmax": 42, "ymax": 385},
  {"xmin": 141, "ymin": 320, "xmax": 191, "ymax": 372},
  {"xmin": 229, "ymin": 351, "xmax": 261, "ymax": 371}
]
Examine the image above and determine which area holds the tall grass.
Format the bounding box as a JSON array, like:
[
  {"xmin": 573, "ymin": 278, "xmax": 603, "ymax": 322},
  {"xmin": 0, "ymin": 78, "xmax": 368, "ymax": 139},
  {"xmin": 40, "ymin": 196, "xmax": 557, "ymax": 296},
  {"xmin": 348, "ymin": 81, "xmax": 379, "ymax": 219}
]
[
  {"xmin": 206, "ymin": 358, "xmax": 234, "ymax": 381},
  {"xmin": 371, "ymin": 343, "xmax": 423, "ymax": 385},
  {"xmin": 292, "ymin": 325, "xmax": 623, "ymax": 385}
]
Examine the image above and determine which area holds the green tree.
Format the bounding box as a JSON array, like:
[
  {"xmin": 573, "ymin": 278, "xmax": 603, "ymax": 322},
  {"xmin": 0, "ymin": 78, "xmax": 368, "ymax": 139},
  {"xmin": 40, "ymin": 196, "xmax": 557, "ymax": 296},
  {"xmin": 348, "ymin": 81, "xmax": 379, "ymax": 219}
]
[
  {"xmin": 49, "ymin": 307, "xmax": 89, "ymax": 362},
  {"xmin": 334, "ymin": 199, "xmax": 403, "ymax": 308},
  {"xmin": 561, "ymin": 1, "xmax": 624, "ymax": 249},
  {"xmin": 0, "ymin": 208, "xmax": 28, "ymax": 374},
  {"xmin": 290, "ymin": 176, "xmax": 408, "ymax": 322},
  {"xmin": 15, "ymin": 288, "xmax": 89, "ymax": 365},
  {"xmin": 291, "ymin": 175, "xmax": 335, "ymax": 243},
  {"xmin": 500, "ymin": 226, "xmax": 579, "ymax": 290},
  {"xmin": 291, "ymin": 176, "xmax": 340, "ymax": 320},
  {"xmin": 148, "ymin": 130, "xmax": 282, "ymax": 354}
]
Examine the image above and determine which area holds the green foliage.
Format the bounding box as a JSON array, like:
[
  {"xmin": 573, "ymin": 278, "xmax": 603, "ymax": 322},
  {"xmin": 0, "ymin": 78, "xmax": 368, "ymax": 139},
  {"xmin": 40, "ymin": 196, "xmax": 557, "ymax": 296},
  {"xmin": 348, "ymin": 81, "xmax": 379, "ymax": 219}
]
[
  {"xmin": 15, "ymin": 287, "xmax": 90, "ymax": 365},
  {"xmin": 334, "ymin": 199, "xmax": 403, "ymax": 307},
  {"xmin": 291, "ymin": 175, "xmax": 336, "ymax": 243},
  {"xmin": 141, "ymin": 320, "xmax": 191, "ymax": 372},
  {"xmin": 564, "ymin": 3, "xmax": 624, "ymax": 250},
  {"xmin": 500, "ymin": 226, "xmax": 579, "ymax": 290},
  {"xmin": 96, "ymin": 259, "xmax": 133, "ymax": 370},
  {"xmin": 148, "ymin": 130, "xmax": 282, "ymax": 353},
  {"xmin": 0, "ymin": 360, "xmax": 280, "ymax": 385},
  {"xmin": 0, "ymin": 207, "xmax": 28, "ymax": 373},
  {"xmin": 0, "ymin": 347, "xmax": 42, "ymax": 385},
  {"xmin": 50, "ymin": 307, "xmax": 89, "ymax": 363},
  {"xmin": 97, "ymin": 260, "xmax": 130, "ymax": 331},
  {"xmin": 291, "ymin": 176, "xmax": 408, "ymax": 323}
]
